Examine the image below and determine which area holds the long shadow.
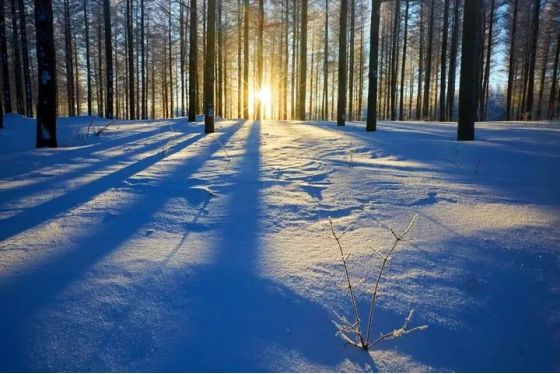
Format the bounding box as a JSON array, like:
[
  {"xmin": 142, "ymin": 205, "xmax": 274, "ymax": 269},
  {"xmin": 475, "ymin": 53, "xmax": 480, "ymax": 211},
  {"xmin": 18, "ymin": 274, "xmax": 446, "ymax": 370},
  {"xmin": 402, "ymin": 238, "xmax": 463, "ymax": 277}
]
[
  {"xmin": 0, "ymin": 130, "xmax": 191, "ymax": 206},
  {"xmin": 0, "ymin": 121, "xmax": 247, "ymax": 372},
  {"xmin": 0, "ymin": 132, "xmax": 205, "ymax": 243},
  {"xmin": 159, "ymin": 121, "xmax": 377, "ymax": 371}
]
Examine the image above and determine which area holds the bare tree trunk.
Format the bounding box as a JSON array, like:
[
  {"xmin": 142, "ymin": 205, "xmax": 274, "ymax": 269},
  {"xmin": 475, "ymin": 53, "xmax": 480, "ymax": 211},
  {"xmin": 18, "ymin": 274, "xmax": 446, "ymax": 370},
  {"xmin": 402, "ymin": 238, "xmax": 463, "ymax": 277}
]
[
  {"xmin": 104, "ymin": 0, "xmax": 113, "ymax": 119},
  {"xmin": 34, "ymin": 0, "xmax": 57, "ymax": 147},
  {"xmin": 18, "ymin": 0, "xmax": 31, "ymax": 117},
  {"xmin": 10, "ymin": 0, "xmax": 23, "ymax": 114},
  {"xmin": 523, "ymin": 0, "xmax": 541, "ymax": 119},
  {"xmin": 0, "ymin": 0, "xmax": 11, "ymax": 113},
  {"xmin": 548, "ymin": 31, "xmax": 560, "ymax": 120},
  {"xmin": 438, "ymin": 0, "xmax": 450, "ymax": 121},
  {"xmin": 398, "ymin": 0, "xmax": 409, "ymax": 120},
  {"xmin": 366, "ymin": 0, "xmax": 381, "ymax": 131},
  {"xmin": 389, "ymin": 0, "xmax": 401, "ymax": 120},
  {"xmin": 84, "ymin": 0, "xmax": 92, "ymax": 116},
  {"xmin": 141, "ymin": 0, "xmax": 146, "ymax": 119},
  {"xmin": 536, "ymin": 30, "xmax": 550, "ymax": 119},
  {"xmin": 349, "ymin": 0, "xmax": 356, "ymax": 120},
  {"xmin": 204, "ymin": 0, "xmax": 216, "ymax": 132},
  {"xmin": 481, "ymin": 0, "xmax": 495, "ymax": 121},
  {"xmin": 297, "ymin": 0, "xmax": 308, "ymax": 120},
  {"xmin": 189, "ymin": 0, "xmax": 198, "ymax": 121},
  {"xmin": 458, "ymin": 0, "xmax": 480, "ymax": 141},
  {"xmin": 446, "ymin": 0, "xmax": 460, "ymax": 120},
  {"xmin": 415, "ymin": 1, "xmax": 423, "ymax": 120},
  {"xmin": 337, "ymin": 0, "xmax": 348, "ymax": 126},
  {"xmin": 243, "ymin": 0, "xmax": 249, "ymax": 119},
  {"xmin": 422, "ymin": 0, "xmax": 435, "ymax": 120},
  {"xmin": 237, "ymin": 0, "xmax": 242, "ymax": 118},
  {"xmin": 256, "ymin": 0, "xmax": 264, "ymax": 120},
  {"xmin": 506, "ymin": 0, "xmax": 518, "ymax": 120},
  {"xmin": 321, "ymin": 0, "xmax": 328, "ymax": 120}
]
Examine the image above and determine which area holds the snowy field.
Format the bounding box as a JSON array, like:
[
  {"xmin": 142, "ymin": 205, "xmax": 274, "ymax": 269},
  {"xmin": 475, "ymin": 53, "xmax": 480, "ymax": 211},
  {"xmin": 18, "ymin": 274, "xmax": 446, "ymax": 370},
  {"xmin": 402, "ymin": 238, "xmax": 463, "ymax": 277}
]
[{"xmin": 0, "ymin": 114, "xmax": 559, "ymax": 372}]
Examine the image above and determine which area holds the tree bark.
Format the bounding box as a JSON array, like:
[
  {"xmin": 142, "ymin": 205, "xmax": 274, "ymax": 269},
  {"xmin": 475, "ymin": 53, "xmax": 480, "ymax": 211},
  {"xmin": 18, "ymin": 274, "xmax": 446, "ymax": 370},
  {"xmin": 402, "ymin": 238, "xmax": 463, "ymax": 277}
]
[
  {"xmin": 337, "ymin": 0, "xmax": 348, "ymax": 126},
  {"xmin": 422, "ymin": 0, "xmax": 435, "ymax": 120},
  {"xmin": 548, "ymin": 31, "xmax": 560, "ymax": 120},
  {"xmin": 398, "ymin": 0, "xmax": 409, "ymax": 120},
  {"xmin": 446, "ymin": 0, "xmax": 460, "ymax": 120},
  {"xmin": 523, "ymin": 0, "xmax": 541, "ymax": 119},
  {"xmin": 18, "ymin": 0, "xmax": 31, "ymax": 117},
  {"xmin": 243, "ymin": 0, "xmax": 249, "ymax": 119},
  {"xmin": 257, "ymin": 0, "xmax": 264, "ymax": 120},
  {"xmin": 0, "ymin": 0, "xmax": 11, "ymax": 113},
  {"xmin": 204, "ymin": 0, "xmax": 216, "ymax": 132},
  {"xmin": 457, "ymin": 0, "xmax": 480, "ymax": 141},
  {"xmin": 34, "ymin": 0, "xmax": 57, "ymax": 147},
  {"xmin": 297, "ymin": 0, "xmax": 308, "ymax": 120},
  {"xmin": 438, "ymin": 0, "xmax": 450, "ymax": 121},
  {"xmin": 366, "ymin": 0, "xmax": 381, "ymax": 131},
  {"xmin": 10, "ymin": 0, "xmax": 23, "ymax": 114},
  {"xmin": 104, "ymin": 0, "xmax": 113, "ymax": 119},
  {"xmin": 189, "ymin": 0, "xmax": 198, "ymax": 121}
]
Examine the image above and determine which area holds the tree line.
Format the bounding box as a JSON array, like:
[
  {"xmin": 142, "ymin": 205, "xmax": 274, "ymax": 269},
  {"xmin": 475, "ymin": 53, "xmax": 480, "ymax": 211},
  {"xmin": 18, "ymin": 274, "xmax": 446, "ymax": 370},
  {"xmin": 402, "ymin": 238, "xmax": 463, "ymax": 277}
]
[{"xmin": 0, "ymin": 0, "xmax": 558, "ymax": 145}]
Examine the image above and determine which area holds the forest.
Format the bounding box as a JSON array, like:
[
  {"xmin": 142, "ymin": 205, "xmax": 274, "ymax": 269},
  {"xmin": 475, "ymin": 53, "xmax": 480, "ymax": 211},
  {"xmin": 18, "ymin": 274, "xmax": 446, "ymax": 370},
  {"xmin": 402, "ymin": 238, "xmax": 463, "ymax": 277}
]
[{"xmin": 0, "ymin": 0, "xmax": 559, "ymax": 372}]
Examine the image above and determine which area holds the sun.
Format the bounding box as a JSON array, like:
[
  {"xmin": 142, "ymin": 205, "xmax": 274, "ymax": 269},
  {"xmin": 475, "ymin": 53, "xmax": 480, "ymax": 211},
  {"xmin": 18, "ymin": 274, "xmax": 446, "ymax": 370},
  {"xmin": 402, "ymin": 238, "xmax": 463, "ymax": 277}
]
[{"xmin": 248, "ymin": 85, "xmax": 273, "ymax": 119}]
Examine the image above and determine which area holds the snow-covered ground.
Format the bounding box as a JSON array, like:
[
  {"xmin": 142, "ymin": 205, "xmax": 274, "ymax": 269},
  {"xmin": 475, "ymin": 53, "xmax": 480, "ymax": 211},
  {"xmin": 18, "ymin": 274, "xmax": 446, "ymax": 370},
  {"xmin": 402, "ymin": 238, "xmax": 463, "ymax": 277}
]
[{"xmin": 1, "ymin": 114, "xmax": 559, "ymax": 372}]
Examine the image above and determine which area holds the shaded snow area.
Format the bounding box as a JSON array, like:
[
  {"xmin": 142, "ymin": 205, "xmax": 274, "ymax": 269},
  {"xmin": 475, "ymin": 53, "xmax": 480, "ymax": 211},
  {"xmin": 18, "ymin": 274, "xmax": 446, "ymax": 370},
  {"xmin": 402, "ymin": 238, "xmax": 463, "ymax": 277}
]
[{"xmin": 1, "ymin": 114, "xmax": 560, "ymax": 372}]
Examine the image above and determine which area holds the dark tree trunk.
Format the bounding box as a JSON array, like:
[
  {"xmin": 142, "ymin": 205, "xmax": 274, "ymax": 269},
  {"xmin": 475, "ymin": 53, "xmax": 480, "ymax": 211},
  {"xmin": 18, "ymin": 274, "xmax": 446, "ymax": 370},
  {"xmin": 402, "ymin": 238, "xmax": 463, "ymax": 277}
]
[
  {"xmin": 84, "ymin": 0, "xmax": 92, "ymax": 116},
  {"xmin": 337, "ymin": 0, "xmax": 348, "ymax": 126},
  {"xmin": 505, "ymin": 0, "xmax": 518, "ymax": 120},
  {"xmin": 18, "ymin": 0, "xmax": 31, "ymax": 117},
  {"xmin": 126, "ymin": 0, "xmax": 135, "ymax": 119},
  {"xmin": 438, "ymin": 0, "xmax": 450, "ymax": 121},
  {"xmin": 297, "ymin": 0, "xmax": 308, "ymax": 120},
  {"xmin": 349, "ymin": 0, "xmax": 356, "ymax": 120},
  {"xmin": 257, "ymin": 0, "xmax": 264, "ymax": 120},
  {"xmin": 104, "ymin": 0, "xmax": 113, "ymax": 119},
  {"xmin": 204, "ymin": 0, "xmax": 216, "ymax": 132},
  {"xmin": 389, "ymin": 0, "xmax": 401, "ymax": 120},
  {"xmin": 189, "ymin": 0, "xmax": 198, "ymax": 121},
  {"xmin": 34, "ymin": 0, "xmax": 57, "ymax": 147},
  {"xmin": 481, "ymin": 0, "xmax": 495, "ymax": 121},
  {"xmin": 415, "ymin": 1, "xmax": 423, "ymax": 120},
  {"xmin": 398, "ymin": 0, "xmax": 409, "ymax": 120},
  {"xmin": 0, "ymin": 0, "xmax": 11, "ymax": 113},
  {"xmin": 422, "ymin": 0, "xmax": 435, "ymax": 120},
  {"xmin": 446, "ymin": 0, "xmax": 460, "ymax": 120},
  {"xmin": 548, "ymin": 31, "xmax": 560, "ymax": 120},
  {"xmin": 457, "ymin": 0, "xmax": 480, "ymax": 141},
  {"xmin": 237, "ymin": 0, "xmax": 242, "ymax": 118},
  {"xmin": 141, "ymin": 0, "xmax": 146, "ymax": 119},
  {"xmin": 536, "ymin": 31, "xmax": 550, "ymax": 119},
  {"xmin": 366, "ymin": 0, "xmax": 381, "ymax": 131},
  {"xmin": 322, "ymin": 0, "xmax": 328, "ymax": 120},
  {"xmin": 523, "ymin": 0, "xmax": 541, "ymax": 119},
  {"xmin": 243, "ymin": 0, "xmax": 249, "ymax": 119},
  {"xmin": 11, "ymin": 0, "xmax": 23, "ymax": 114}
]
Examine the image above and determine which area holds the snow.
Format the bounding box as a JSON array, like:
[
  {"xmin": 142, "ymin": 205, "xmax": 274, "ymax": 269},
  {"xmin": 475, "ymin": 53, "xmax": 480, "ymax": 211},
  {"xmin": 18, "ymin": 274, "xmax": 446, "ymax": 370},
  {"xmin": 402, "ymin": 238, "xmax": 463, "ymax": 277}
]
[{"xmin": 0, "ymin": 115, "xmax": 559, "ymax": 372}]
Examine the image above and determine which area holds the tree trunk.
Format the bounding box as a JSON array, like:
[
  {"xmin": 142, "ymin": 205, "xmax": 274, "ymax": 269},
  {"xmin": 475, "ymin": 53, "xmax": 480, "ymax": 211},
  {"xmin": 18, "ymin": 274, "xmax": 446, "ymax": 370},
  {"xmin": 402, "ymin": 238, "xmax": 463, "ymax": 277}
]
[
  {"xmin": 243, "ymin": 0, "xmax": 249, "ymax": 119},
  {"xmin": 337, "ymin": 0, "xmax": 348, "ymax": 126},
  {"xmin": 297, "ymin": 0, "xmax": 308, "ymax": 120},
  {"xmin": 548, "ymin": 31, "xmax": 560, "ymax": 120},
  {"xmin": 0, "ymin": 0, "xmax": 11, "ymax": 113},
  {"xmin": 438, "ymin": 0, "xmax": 450, "ymax": 121},
  {"xmin": 104, "ymin": 0, "xmax": 113, "ymax": 119},
  {"xmin": 415, "ymin": 1, "xmax": 423, "ymax": 120},
  {"xmin": 257, "ymin": 0, "xmax": 264, "ymax": 120},
  {"xmin": 523, "ymin": 0, "xmax": 541, "ymax": 119},
  {"xmin": 84, "ymin": 0, "xmax": 92, "ymax": 116},
  {"xmin": 366, "ymin": 0, "xmax": 381, "ymax": 131},
  {"xmin": 10, "ymin": 0, "xmax": 23, "ymax": 114},
  {"xmin": 18, "ymin": 0, "xmax": 31, "ymax": 117},
  {"xmin": 446, "ymin": 0, "xmax": 460, "ymax": 120},
  {"xmin": 536, "ymin": 31, "xmax": 550, "ymax": 119},
  {"xmin": 505, "ymin": 0, "xmax": 518, "ymax": 120},
  {"xmin": 189, "ymin": 0, "xmax": 198, "ymax": 121},
  {"xmin": 204, "ymin": 0, "xmax": 216, "ymax": 132},
  {"xmin": 34, "ymin": 0, "xmax": 57, "ymax": 147},
  {"xmin": 457, "ymin": 0, "xmax": 480, "ymax": 141},
  {"xmin": 481, "ymin": 0, "xmax": 495, "ymax": 121},
  {"xmin": 322, "ymin": 0, "xmax": 328, "ymax": 120},
  {"xmin": 422, "ymin": 0, "xmax": 435, "ymax": 120},
  {"xmin": 349, "ymin": 0, "xmax": 356, "ymax": 120},
  {"xmin": 398, "ymin": 0, "xmax": 409, "ymax": 120},
  {"xmin": 390, "ymin": 0, "xmax": 401, "ymax": 120}
]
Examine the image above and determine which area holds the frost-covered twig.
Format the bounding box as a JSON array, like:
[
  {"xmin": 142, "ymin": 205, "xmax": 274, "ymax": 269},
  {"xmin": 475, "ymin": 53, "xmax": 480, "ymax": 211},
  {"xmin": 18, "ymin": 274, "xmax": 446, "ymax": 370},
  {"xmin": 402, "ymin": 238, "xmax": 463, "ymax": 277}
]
[
  {"xmin": 474, "ymin": 159, "xmax": 484, "ymax": 174},
  {"xmin": 370, "ymin": 309, "xmax": 428, "ymax": 347},
  {"xmin": 442, "ymin": 158, "xmax": 461, "ymax": 170},
  {"xmin": 95, "ymin": 121, "xmax": 113, "ymax": 136}
]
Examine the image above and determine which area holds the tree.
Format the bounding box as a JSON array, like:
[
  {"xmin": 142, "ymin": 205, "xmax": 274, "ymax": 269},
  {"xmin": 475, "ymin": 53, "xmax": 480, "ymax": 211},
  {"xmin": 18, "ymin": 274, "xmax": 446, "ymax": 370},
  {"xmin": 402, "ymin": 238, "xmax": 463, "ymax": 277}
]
[
  {"xmin": 84, "ymin": 0, "xmax": 92, "ymax": 116},
  {"xmin": 297, "ymin": 0, "xmax": 308, "ymax": 120},
  {"xmin": 548, "ymin": 31, "xmax": 560, "ymax": 120},
  {"xmin": 446, "ymin": 0, "xmax": 460, "ymax": 121},
  {"xmin": 523, "ymin": 0, "xmax": 541, "ymax": 119},
  {"xmin": 457, "ymin": 0, "xmax": 480, "ymax": 141},
  {"xmin": 505, "ymin": 0, "xmax": 518, "ymax": 121},
  {"xmin": 189, "ymin": 0, "xmax": 198, "ymax": 121},
  {"xmin": 204, "ymin": 0, "xmax": 216, "ymax": 133},
  {"xmin": 0, "ymin": 0, "xmax": 10, "ymax": 113},
  {"xmin": 18, "ymin": 0, "xmax": 32, "ymax": 117},
  {"xmin": 366, "ymin": 0, "xmax": 381, "ymax": 131},
  {"xmin": 422, "ymin": 0, "xmax": 435, "ymax": 120},
  {"xmin": 398, "ymin": 0, "xmax": 409, "ymax": 120},
  {"xmin": 243, "ymin": 0, "xmax": 249, "ymax": 119},
  {"xmin": 126, "ymin": 0, "xmax": 135, "ymax": 120},
  {"xmin": 10, "ymin": 0, "xmax": 23, "ymax": 114},
  {"xmin": 104, "ymin": 0, "xmax": 113, "ymax": 119},
  {"xmin": 322, "ymin": 0, "xmax": 329, "ymax": 120},
  {"xmin": 337, "ymin": 0, "xmax": 348, "ymax": 126},
  {"xmin": 34, "ymin": 0, "xmax": 57, "ymax": 147},
  {"xmin": 439, "ymin": 0, "xmax": 450, "ymax": 121},
  {"xmin": 257, "ymin": 0, "xmax": 264, "ymax": 120}
]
